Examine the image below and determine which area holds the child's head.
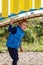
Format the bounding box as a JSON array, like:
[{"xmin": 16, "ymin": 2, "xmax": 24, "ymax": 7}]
[{"xmin": 18, "ymin": 19, "xmax": 27, "ymax": 31}]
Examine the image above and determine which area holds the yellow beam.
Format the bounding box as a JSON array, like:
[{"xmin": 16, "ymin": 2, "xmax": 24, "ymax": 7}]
[
  {"xmin": 19, "ymin": 0, "xmax": 24, "ymax": 11},
  {"xmin": 24, "ymin": 0, "xmax": 32, "ymax": 11},
  {"xmin": 2, "ymin": 0, "xmax": 8, "ymax": 17},
  {"xmin": 34, "ymin": 0, "xmax": 41, "ymax": 9},
  {"xmin": 10, "ymin": 0, "xmax": 19, "ymax": 14}
]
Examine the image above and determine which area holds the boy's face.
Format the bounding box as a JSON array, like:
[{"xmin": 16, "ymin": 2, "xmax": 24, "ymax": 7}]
[{"xmin": 20, "ymin": 22, "xmax": 27, "ymax": 31}]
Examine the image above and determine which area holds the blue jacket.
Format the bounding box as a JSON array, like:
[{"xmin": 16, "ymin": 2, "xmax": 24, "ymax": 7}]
[{"xmin": 6, "ymin": 25, "xmax": 24, "ymax": 49}]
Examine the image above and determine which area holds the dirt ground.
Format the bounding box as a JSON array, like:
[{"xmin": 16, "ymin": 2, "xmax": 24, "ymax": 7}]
[{"xmin": 0, "ymin": 52, "xmax": 43, "ymax": 65}]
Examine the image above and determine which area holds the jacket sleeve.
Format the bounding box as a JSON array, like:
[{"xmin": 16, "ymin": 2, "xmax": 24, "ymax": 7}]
[{"xmin": 8, "ymin": 24, "xmax": 17, "ymax": 34}]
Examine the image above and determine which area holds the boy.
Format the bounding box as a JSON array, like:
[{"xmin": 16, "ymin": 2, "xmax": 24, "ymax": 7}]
[{"xmin": 6, "ymin": 19, "xmax": 27, "ymax": 65}]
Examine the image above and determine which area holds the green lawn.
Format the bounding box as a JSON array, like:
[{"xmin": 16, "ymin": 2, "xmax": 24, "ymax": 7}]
[
  {"xmin": 22, "ymin": 41, "xmax": 43, "ymax": 52},
  {"xmin": 0, "ymin": 40, "xmax": 43, "ymax": 53}
]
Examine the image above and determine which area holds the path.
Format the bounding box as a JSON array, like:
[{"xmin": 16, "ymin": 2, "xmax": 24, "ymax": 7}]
[{"xmin": 0, "ymin": 52, "xmax": 43, "ymax": 65}]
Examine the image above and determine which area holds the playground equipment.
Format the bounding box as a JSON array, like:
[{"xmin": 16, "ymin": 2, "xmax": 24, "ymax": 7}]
[
  {"xmin": 0, "ymin": 0, "xmax": 43, "ymax": 27},
  {"xmin": 0, "ymin": 10, "xmax": 43, "ymax": 27},
  {"xmin": 2, "ymin": 0, "xmax": 41, "ymax": 17}
]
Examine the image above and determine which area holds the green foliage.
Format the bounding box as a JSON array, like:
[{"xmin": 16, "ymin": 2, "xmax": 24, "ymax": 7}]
[
  {"xmin": 0, "ymin": 18, "xmax": 43, "ymax": 52},
  {"xmin": 23, "ymin": 30, "xmax": 34, "ymax": 43},
  {"xmin": 34, "ymin": 25, "xmax": 43, "ymax": 37}
]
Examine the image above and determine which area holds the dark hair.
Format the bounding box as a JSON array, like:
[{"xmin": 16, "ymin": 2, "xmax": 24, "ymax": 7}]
[{"xmin": 19, "ymin": 19, "xmax": 27, "ymax": 25}]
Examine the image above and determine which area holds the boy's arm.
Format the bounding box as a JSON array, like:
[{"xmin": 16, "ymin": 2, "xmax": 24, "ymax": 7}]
[
  {"xmin": 20, "ymin": 46, "xmax": 23, "ymax": 52},
  {"xmin": 8, "ymin": 24, "xmax": 12, "ymax": 32},
  {"xmin": 8, "ymin": 19, "xmax": 17, "ymax": 34}
]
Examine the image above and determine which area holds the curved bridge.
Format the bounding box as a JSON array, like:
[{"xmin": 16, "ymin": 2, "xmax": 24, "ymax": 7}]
[{"xmin": 0, "ymin": 10, "xmax": 43, "ymax": 27}]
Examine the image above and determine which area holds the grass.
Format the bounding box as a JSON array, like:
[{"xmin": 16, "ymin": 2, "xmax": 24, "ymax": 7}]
[
  {"xmin": 22, "ymin": 41, "xmax": 43, "ymax": 52},
  {"xmin": 0, "ymin": 38, "xmax": 43, "ymax": 53},
  {"xmin": 0, "ymin": 36, "xmax": 43, "ymax": 53}
]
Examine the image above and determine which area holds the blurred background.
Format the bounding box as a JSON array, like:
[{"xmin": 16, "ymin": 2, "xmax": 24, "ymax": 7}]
[{"xmin": 0, "ymin": 13, "xmax": 43, "ymax": 53}]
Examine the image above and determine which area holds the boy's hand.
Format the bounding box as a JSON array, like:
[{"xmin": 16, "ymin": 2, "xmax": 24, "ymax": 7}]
[
  {"xmin": 20, "ymin": 49, "xmax": 23, "ymax": 52},
  {"xmin": 10, "ymin": 18, "xmax": 17, "ymax": 25},
  {"xmin": 20, "ymin": 46, "xmax": 23, "ymax": 52}
]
